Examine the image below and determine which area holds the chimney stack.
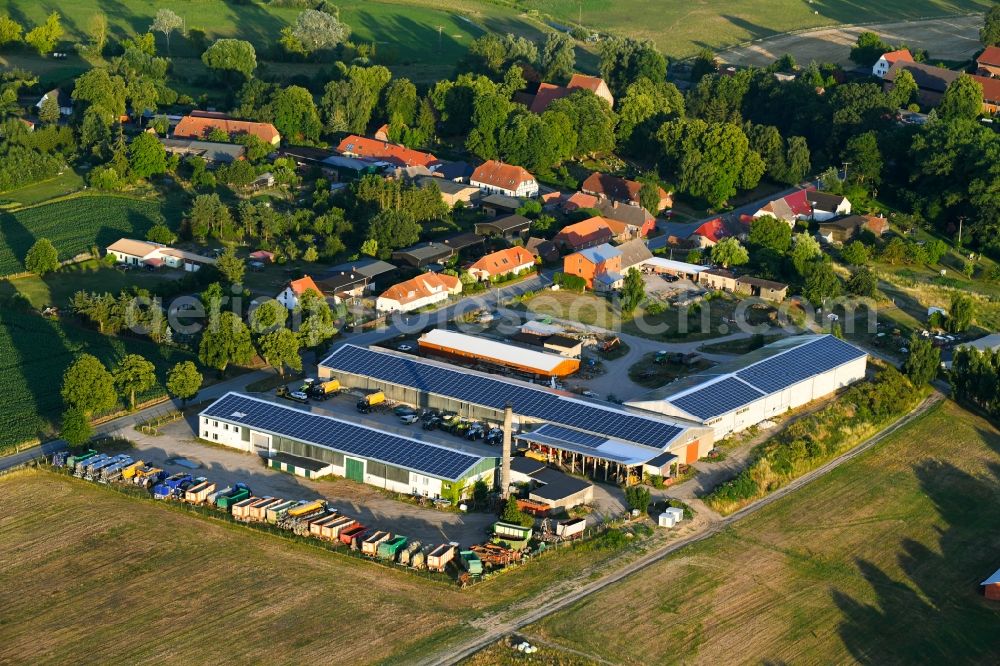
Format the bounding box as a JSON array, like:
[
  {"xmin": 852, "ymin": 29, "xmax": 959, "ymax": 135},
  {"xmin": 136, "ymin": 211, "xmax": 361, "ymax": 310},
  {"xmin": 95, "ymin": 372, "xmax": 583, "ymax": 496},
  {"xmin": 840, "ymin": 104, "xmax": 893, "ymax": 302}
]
[{"xmin": 500, "ymin": 403, "xmax": 513, "ymax": 499}]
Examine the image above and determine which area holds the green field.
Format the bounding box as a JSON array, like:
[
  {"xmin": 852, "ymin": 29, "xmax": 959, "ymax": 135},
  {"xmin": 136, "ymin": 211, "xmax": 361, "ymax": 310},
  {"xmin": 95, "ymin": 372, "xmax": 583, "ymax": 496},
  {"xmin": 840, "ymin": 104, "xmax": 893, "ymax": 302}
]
[
  {"xmin": 530, "ymin": 399, "xmax": 1000, "ymax": 663},
  {"xmin": 0, "ymin": 308, "xmax": 196, "ymax": 450},
  {"xmin": 531, "ymin": 0, "xmax": 991, "ymax": 57},
  {"xmin": 0, "ymin": 194, "xmax": 168, "ymax": 276},
  {"xmin": 0, "ymin": 169, "xmax": 86, "ymax": 207},
  {"xmin": 0, "ymin": 0, "xmax": 545, "ymax": 82}
]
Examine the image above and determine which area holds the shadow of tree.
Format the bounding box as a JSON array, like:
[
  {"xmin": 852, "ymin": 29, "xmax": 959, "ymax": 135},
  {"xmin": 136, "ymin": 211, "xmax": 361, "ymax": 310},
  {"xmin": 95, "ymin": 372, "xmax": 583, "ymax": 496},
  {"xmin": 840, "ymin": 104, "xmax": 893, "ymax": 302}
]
[{"xmin": 832, "ymin": 455, "xmax": 1000, "ymax": 662}]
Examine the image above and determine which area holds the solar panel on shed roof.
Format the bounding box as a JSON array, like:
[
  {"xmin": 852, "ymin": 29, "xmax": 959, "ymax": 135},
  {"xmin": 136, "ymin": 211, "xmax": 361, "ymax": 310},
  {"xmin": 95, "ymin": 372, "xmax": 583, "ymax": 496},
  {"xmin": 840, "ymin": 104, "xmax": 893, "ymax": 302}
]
[
  {"xmin": 321, "ymin": 345, "xmax": 686, "ymax": 448},
  {"xmin": 735, "ymin": 335, "xmax": 866, "ymax": 394},
  {"xmin": 201, "ymin": 393, "xmax": 486, "ymax": 481},
  {"xmin": 671, "ymin": 376, "xmax": 766, "ymax": 420}
]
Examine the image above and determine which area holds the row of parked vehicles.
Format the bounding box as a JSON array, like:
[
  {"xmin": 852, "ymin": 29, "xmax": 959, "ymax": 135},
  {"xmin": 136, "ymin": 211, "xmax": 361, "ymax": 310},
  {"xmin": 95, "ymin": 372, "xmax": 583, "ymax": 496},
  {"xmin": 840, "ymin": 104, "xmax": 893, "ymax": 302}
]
[
  {"xmin": 393, "ymin": 406, "xmax": 505, "ymax": 444},
  {"xmin": 51, "ymin": 449, "xmax": 472, "ymax": 576}
]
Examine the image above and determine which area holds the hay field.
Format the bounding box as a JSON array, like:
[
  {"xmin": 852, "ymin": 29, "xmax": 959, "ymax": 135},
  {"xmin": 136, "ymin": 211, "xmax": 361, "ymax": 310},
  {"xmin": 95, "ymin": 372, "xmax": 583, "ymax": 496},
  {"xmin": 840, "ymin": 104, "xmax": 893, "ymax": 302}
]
[{"xmin": 530, "ymin": 399, "xmax": 1000, "ymax": 663}]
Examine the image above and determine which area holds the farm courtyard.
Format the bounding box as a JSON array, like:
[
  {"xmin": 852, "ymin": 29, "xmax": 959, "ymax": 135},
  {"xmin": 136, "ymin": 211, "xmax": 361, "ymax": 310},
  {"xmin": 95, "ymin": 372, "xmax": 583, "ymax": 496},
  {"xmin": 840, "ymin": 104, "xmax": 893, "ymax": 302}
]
[{"xmin": 527, "ymin": 399, "xmax": 1000, "ymax": 663}]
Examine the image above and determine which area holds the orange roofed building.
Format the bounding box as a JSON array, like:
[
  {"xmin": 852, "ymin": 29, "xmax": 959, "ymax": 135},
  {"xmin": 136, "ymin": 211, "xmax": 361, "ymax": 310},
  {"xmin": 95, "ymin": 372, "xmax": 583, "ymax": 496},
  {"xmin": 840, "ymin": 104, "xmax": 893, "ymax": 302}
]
[
  {"xmin": 582, "ymin": 172, "xmax": 671, "ymax": 212},
  {"xmin": 467, "ymin": 246, "xmax": 536, "ymax": 281},
  {"xmin": 528, "ymin": 74, "xmax": 615, "ymax": 113},
  {"xmin": 470, "ymin": 160, "xmax": 539, "ymax": 198},
  {"xmin": 276, "ymin": 275, "xmax": 322, "ymax": 310},
  {"xmin": 553, "ymin": 217, "xmax": 614, "ymax": 251},
  {"xmin": 336, "ymin": 134, "xmax": 437, "ymax": 168},
  {"xmin": 376, "ymin": 273, "xmax": 461, "ymax": 313},
  {"xmin": 173, "ymin": 115, "xmax": 281, "ymax": 146}
]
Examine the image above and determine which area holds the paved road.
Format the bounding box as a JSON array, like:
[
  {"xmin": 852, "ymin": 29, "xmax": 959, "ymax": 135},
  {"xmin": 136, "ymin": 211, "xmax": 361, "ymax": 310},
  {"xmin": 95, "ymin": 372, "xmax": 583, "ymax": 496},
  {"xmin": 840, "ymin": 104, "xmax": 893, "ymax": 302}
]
[{"xmin": 421, "ymin": 390, "xmax": 945, "ymax": 665}]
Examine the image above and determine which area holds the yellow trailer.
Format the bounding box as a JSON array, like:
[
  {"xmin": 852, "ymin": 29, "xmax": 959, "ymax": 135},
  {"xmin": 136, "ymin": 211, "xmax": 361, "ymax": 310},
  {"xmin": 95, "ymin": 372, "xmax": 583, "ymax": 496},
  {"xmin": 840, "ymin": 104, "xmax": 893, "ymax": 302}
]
[
  {"xmin": 120, "ymin": 460, "xmax": 145, "ymax": 481},
  {"xmin": 287, "ymin": 499, "xmax": 326, "ymax": 518}
]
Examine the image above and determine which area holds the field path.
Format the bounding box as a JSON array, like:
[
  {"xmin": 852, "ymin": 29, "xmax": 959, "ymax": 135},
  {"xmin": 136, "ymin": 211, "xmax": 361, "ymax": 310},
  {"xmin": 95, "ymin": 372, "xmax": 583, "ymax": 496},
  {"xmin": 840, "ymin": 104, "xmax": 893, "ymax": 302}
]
[
  {"xmin": 423, "ymin": 391, "xmax": 945, "ymax": 665},
  {"xmin": 719, "ymin": 14, "xmax": 983, "ymax": 67}
]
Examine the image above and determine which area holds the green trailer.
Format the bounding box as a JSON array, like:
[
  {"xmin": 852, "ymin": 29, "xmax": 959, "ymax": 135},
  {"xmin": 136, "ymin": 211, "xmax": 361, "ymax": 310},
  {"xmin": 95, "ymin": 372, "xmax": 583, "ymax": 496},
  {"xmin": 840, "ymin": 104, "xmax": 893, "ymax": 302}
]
[
  {"xmin": 459, "ymin": 550, "xmax": 483, "ymax": 575},
  {"xmin": 65, "ymin": 450, "xmax": 98, "ymax": 469},
  {"xmin": 217, "ymin": 487, "xmax": 251, "ymax": 510},
  {"xmin": 376, "ymin": 535, "xmax": 409, "ymax": 561}
]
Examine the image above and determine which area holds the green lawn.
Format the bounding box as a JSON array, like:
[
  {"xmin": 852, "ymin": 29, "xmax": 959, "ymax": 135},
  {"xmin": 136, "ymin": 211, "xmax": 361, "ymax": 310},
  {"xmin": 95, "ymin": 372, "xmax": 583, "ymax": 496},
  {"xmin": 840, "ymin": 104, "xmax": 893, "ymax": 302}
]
[
  {"xmin": 531, "ymin": 0, "xmax": 991, "ymax": 57},
  {"xmin": 0, "ymin": 168, "xmax": 86, "ymax": 208},
  {"xmin": 531, "ymin": 399, "xmax": 1000, "ymax": 663},
  {"xmin": 0, "ymin": 260, "xmax": 185, "ymax": 309},
  {"xmin": 0, "ymin": 194, "xmax": 170, "ymax": 276},
  {"xmin": 0, "ymin": 308, "xmax": 198, "ymax": 451}
]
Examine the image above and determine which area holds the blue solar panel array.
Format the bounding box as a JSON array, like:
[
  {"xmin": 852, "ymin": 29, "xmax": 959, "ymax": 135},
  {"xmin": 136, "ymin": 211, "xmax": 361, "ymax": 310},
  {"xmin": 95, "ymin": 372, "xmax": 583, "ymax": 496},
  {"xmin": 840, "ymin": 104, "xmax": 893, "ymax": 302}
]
[
  {"xmin": 202, "ymin": 393, "xmax": 484, "ymax": 481},
  {"xmin": 530, "ymin": 424, "xmax": 610, "ymax": 449},
  {"xmin": 321, "ymin": 345, "xmax": 686, "ymax": 448},
  {"xmin": 671, "ymin": 377, "xmax": 765, "ymax": 420},
  {"xmin": 735, "ymin": 335, "xmax": 866, "ymax": 394}
]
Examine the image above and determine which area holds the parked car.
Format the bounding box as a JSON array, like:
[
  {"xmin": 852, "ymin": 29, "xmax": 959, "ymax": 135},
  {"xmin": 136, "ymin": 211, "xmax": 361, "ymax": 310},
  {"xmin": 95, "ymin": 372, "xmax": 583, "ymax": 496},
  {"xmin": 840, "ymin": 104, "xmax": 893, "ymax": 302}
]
[
  {"xmin": 399, "ymin": 414, "xmax": 419, "ymax": 425},
  {"xmin": 394, "ymin": 405, "xmax": 416, "ymax": 417},
  {"xmin": 397, "ymin": 343, "xmax": 414, "ymax": 352}
]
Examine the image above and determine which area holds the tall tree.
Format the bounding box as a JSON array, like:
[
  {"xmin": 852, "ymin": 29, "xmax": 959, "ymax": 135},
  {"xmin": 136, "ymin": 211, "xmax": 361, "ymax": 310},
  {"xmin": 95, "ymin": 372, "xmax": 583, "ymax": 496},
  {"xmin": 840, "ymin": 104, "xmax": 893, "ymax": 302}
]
[
  {"xmin": 72, "ymin": 68, "xmax": 127, "ymax": 122},
  {"xmin": 616, "ymin": 76, "xmax": 684, "ymax": 146},
  {"xmin": 61, "ymin": 407, "xmax": 93, "ymax": 445},
  {"xmin": 383, "ymin": 78, "xmax": 418, "ymax": 129},
  {"xmin": 599, "ymin": 36, "xmax": 666, "ymax": 97},
  {"xmin": 903, "ymin": 334, "xmax": 940, "ymax": 386},
  {"xmin": 539, "ymin": 32, "xmax": 575, "ymax": 83},
  {"xmin": 24, "ymin": 12, "xmax": 62, "ymax": 54},
  {"xmin": 366, "ymin": 209, "xmax": 420, "ymax": 258},
  {"xmin": 113, "ymin": 354, "xmax": 156, "ymax": 410},
  {"xmin": 320, "ymin": 64, "xmax": 391, "ymax": 133},
  {"xmin": 87, "ymin": 13, "xmax": 108, "ymax": 54},
  {"xmin": 128, "ymin": 131, "xmax": 167, "ymax": 179},
  {"xmin": 199, "ymin": 311, "xmax": 254, "ymax": 375},
  {"xmin": 843, "ymin": 131, "xmax": 882, "ymax": 185},
  {"xmin": 62, "ymin": 354, "xmax": 117, "ymax": 417},
  {"xmin": 249, "ymin": 299, "xmax": 288, "ymax": 334},
  {"xmin": 620, "ymin": 267, "xmax": 645, "ymax": 313},
  {"xmin": 888, "ymin": 68, "xmax": 917, "ymax": 108},
  {"xmin": 150, "ymin": 8, "xmax": 183, "ymax": 55},
  {"xmin": 284, "ymin": 9, "xmax": 349, "ymax": 56},
  {"xmin": 201, "ymin": 39, "xmax": 257, "ymax": 79},
  {"xmin": 790, "ymin": 232, "xmax": 822, "ymax": 275},
  {"xmin": 272, "ymin": 85, "xmax": 321, "ymax": 142},
  {"xmin": 710, "ymin": 237, "xmax": 749, "ymax": 268},
  {"xmin": 39, "ymin": 93, "xmax": 60, "ymax": 124},
  {"xmin": 803, "ymin": 261, "xmax": 842, "ymax": 306},
  {"xmin": 257, "ymin": 328, "xmax": 302, "ymax": 377},
  {"xmin": 939, "ymin": 74, "xmax": 983, "ymax": 121},
  {"xmin": 295, "ymin": 288, "xmax": 336, "ymax": 349},
  {"xmin": 846, "ymin": 266, "xmax": 878, "ymax": 297},
  {"xmin": 946, "ymin": 293, "xmax": 975, "ymax": 332},
  {"xmin": 216, "ymin": 246, "xmax": 245, "ymax": 285},
  {"xmin": 849, "ymin": 31, "xmax": 891, "ymax": 68},
  {"xmin": 25, "ymin": 238, "xmax": 59, "ymax": 275},
  {"xmin": 166, "ymin": 360, "xmax": 203, "ymax": 406},
  {"xmin": 0, "ymin": 15, "xmax": 23, "ymax": 46},
  {"xmin": 547, "ymin": 89, "xmax": 616, "ymax": 158},
  {"xmin": 981, "ymin": 5, "xmax": 1000, "ymax": 47}
]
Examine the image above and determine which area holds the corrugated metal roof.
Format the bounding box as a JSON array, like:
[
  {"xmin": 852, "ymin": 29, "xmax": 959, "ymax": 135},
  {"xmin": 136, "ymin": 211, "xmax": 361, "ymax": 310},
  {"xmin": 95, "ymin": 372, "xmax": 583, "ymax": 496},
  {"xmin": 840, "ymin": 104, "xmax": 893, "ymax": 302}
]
[{"xmin": 419, "ymin": 329, "xmax": 568, "ymax": 373}]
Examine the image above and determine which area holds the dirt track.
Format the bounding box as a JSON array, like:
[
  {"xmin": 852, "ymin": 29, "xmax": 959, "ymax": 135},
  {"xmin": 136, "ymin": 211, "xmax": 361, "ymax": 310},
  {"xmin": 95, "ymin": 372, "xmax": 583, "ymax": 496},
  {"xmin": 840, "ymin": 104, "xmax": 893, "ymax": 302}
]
[{"xmin": 719, "ymin": 14, "xmax": 983, "ymax": 67}]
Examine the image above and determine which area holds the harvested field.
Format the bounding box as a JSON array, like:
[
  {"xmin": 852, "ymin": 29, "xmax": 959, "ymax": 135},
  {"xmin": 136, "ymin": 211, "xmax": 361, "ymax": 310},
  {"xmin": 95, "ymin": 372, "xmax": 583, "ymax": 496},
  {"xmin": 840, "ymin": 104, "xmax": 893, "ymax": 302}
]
[
  {"xmin": 530, "ymin": 399, "xmax": 1000, "ymax": 663},
  {"xmin": 720, "ymin": 14, "xmax": 984, "ymax": 67},
  {"xmin": 0, "ymin": 470, "xmax": 641, "ymax": 663}
]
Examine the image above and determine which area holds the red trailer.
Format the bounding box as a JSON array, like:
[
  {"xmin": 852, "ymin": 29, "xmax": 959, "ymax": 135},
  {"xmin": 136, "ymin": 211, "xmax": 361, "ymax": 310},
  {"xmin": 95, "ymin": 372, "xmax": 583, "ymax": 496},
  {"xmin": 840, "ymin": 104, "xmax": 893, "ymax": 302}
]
[{"xmin": 339, "ymin": 524, "xmax": 367, "ymax": 549}]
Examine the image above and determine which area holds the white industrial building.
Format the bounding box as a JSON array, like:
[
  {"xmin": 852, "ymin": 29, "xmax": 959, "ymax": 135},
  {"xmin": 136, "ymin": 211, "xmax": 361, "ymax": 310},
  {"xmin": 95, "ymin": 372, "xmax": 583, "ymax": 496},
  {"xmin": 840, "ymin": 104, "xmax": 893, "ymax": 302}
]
[
  {"xmin": 626, "ymin": 335, "xmax": 868, "ymax": 438},
  {"xmin": 199, "ymin": 392, "xmax": 496, "ymax": 499}
]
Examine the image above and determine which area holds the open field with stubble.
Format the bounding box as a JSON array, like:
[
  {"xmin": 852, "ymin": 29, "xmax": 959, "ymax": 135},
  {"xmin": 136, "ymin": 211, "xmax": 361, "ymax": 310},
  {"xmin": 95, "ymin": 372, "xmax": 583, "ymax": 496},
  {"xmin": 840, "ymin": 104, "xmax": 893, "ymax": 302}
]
[
  {"xmin": 0, "ymin": 469, "xmax": 642, "ymax": 664},
  {"xmin": 528, "ymin": 399, "xmax": 1000, "ymax": 664}
]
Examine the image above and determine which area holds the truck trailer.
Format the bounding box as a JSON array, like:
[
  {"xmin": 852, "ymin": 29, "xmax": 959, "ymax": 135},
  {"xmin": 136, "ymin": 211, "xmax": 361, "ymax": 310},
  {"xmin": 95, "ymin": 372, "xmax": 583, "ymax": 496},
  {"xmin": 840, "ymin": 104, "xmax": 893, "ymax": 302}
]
[
  {"xmin": 426, "ymin": 543, "xmax": 457, "ymax": 572},
  {"xmin": 362, "ymin": 531, "xmax": 392, "ymax": 556},
  {"xmin": 376, "ymin": 535, "xmax": 408, "ymax": 561},
  {"xmin": 184, "ymin": 480, "xmax": 217, "ymax": 504},
  {"xmin": 265, "ymin": 500, "xmax": 300, "ymax": 524},
  {"xmin": 217, "ymin": 486, "xmax": 252, "ymax": 510},
  {"xmin": 339, "ymin": 524, "xmax": 367, "ymax": 549},
  {"xmin": 320, "ymin": 516, "xmax": 355, "ymax": 540}
]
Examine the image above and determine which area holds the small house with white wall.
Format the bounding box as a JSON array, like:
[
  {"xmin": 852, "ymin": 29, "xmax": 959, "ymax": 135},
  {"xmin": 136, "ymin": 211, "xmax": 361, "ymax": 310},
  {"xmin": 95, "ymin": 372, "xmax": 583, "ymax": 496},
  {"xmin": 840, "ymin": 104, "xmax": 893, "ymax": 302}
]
[
  {"xmin": 276, "ymin": 275, "xmax": 322, "ymax": 310},
  {"xmin": 106, "ymin": 238, "xmax": 216, "ymax": 272}
]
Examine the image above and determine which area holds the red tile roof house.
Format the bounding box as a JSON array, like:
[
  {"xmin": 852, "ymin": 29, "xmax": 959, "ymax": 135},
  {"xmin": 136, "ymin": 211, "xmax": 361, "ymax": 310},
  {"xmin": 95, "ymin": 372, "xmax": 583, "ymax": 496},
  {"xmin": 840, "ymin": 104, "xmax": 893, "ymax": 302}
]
[
  {"xmin": 467, "ymin": 246, "xmax": 536, "ymax": 281},
  {"xmin": 753, "ymin": 188, "xmax": 851, "ymax": 226},
  {"xmin": 581, "ymin": 172, "xmax": 672, "ymax": 212},
  {"xmin": 872, "ymin": 48, "xmax": 913, "ymax": 79},
  {"xmin": 276, "ymin": 275, "xmax": 322, "ymax": 310},
  {"xmin": 528, "ymin": 74, "xmax": 615, "ymax": 113},
  {"xmin": 336, "ymin": 135, "xmax": 437, "ymax": 168},
  {"xmin": 173, "ymin": 115, "xmax": 281, "ymax": 146},
  {"xmin": 977, "ymin": 46, "xmax": 1000, "ymax": 78},
  {"xmin": 688, "ymin": 217, "xmax": 729, "ymax": 248},
  {"xmin": 596, "ymin": 199, "xmax": 656, "ymax": 238},
  {"xmin": 375, "ymin": 273, "xmax": 462, "ymax": 313},
  {"xmin": 470, "ymin": 160, "xmax": 539, "ymax": 198},
  {"xmin": 553, "ymin": 217, "xmax": 615, "ymax": 251},
  {"xmin": 562, "ymin": 191, "xmax": 600, "ymax": 212}
]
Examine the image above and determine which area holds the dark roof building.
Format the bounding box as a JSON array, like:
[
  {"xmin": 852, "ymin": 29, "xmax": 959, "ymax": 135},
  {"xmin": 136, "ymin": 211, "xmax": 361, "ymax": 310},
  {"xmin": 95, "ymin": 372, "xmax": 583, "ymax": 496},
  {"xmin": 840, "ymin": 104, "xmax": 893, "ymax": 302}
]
[
  {"xmin": 525, "ymin": 236, "xmax": 559, "ymax": 263},
  {"xmin": 474, "ymin": 214, "xmax": 532, "ymax": 238},
  {"xmin": 159, "ymin": 137, "xmax": 246, "ymax": 163}
]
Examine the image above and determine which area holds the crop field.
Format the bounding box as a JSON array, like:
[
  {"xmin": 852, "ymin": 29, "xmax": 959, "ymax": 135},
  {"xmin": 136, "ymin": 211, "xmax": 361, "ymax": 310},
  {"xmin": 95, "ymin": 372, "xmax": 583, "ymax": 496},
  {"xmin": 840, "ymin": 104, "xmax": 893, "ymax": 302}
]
[
  {"xmin": 0, "ymin": 470, "xmax": 648, "ymax": 663},
  {"xmin": 0, "ymin": 194, "xmax": 167, "ymax": 276},
  {"xmin": 530, "ymin": 0, "xmax": 990, "ymax": 58},
  {"xmin": 0, "ymin": 309, "xmax": 195, "ymax": 451},
  {"xmin": 530, "ymin": 399, "xmax": 1000, "ymax": 663}
]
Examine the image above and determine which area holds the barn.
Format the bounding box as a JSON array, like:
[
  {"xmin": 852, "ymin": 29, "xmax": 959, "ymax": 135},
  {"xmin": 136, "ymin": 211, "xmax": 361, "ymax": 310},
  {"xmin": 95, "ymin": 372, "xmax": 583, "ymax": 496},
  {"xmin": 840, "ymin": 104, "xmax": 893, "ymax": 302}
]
[
  {"xmin": 418, "ymin": 329, "xmax": 580, "ymax": 377},
  {"xmin": 625, "ymin": 335, "xmax": 868, "ymax": 438},
  {"xmin": 319, "ymin": 344, "xmax": 713, "ymax": 483}
]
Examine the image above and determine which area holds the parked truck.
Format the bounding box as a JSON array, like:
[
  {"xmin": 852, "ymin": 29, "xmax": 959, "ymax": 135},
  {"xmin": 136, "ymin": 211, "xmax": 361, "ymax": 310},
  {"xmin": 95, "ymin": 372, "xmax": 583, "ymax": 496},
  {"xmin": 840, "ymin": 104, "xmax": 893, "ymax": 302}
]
[
  {"xmin": 376, "ymin": 535, "xmax": 408, "ymax": 562},
  {"xmin": 216, "ymin": 485, "xmax": 252, "ymax": 510},
  {"xmin": 355, "ymin": 391, "xmax": 385, "ymax": 413},
  {"xmin": 248, "ymin": 497, "xmax": 285, "ymax": 522},
  {"xmin": 320, "ymin": 516, "xmax": 355, "ymax": 541},
  {"xmin": 153, "ymin": 473, "xmax": 194, "ymax": 499},
  {"xmin": 65, "ymin": 450, "xmax": 98, "ymax": 469},
  {"xmin": 232, "ymin": 496, "xmax": 266, "ymax": 521},
  {"xmin": 84, "ymin": 455, "xmax": 124, "ymax": 480},
  {"xmin": 410, "ymin": 546, "xmax": 427, "ymax": 570},
  {"xmin": 132, "ymin": 466, "xmax": 165, "ymax": 488},
  {"xmin": 427, "ymin": 543, "xmax": 457, "ymax": 572},
  {"xmin": 74, "ymin": 454, "xmax": 109, "ymax": 477},
  {"xmin": 339, "ymin": 524, "xmax": 367, "ymax": 549},
  {"xmin": 362, "ymin": 531, "xmax": 392, "ymax": 556},
  {"xmin": 308, "ymin": 379, "xmax": 340, "ymax": 400},
  {"xmin": 183, "ymin": 480, "xmax": 217, "ymax": 504},
  {"xmin": 398, "ymin": 540, "xmax": 422, "ymax": 567},
  {"xmin": 556, "ymin": 517, "xmax": 586, "ymax": 540},
  {"xmin": 265, "ymin": 500, "xmax": 301, "ymax": 524},
  {"xmin": 99, "ymin": 457, "xmax": 135, "ymax": 483},
  {"xmin": 119, "ymin": 460, "xmax": 145, "ymax": 482},
  {"xmin": 459, "ymin": 549, "xmax": 483, "ymax": 576}
]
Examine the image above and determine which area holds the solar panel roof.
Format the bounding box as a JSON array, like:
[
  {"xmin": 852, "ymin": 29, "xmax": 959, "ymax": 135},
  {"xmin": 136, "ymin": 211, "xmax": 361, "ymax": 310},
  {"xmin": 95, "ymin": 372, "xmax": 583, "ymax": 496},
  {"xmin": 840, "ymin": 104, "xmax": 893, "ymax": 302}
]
[
  {"xmin": 671, "ymin": 376, "xmax": 766, "ymax": 420},
  {"xmin": 201, "ymin": 393, "xmax": 488, "ymax": 481},
  {"xmin": 735, "ymin": 335, "xmax": 866, "ymax": 394},
  {"xmin": 321, "ymin": 345, "xmax": 688, "ymax": 449}
]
